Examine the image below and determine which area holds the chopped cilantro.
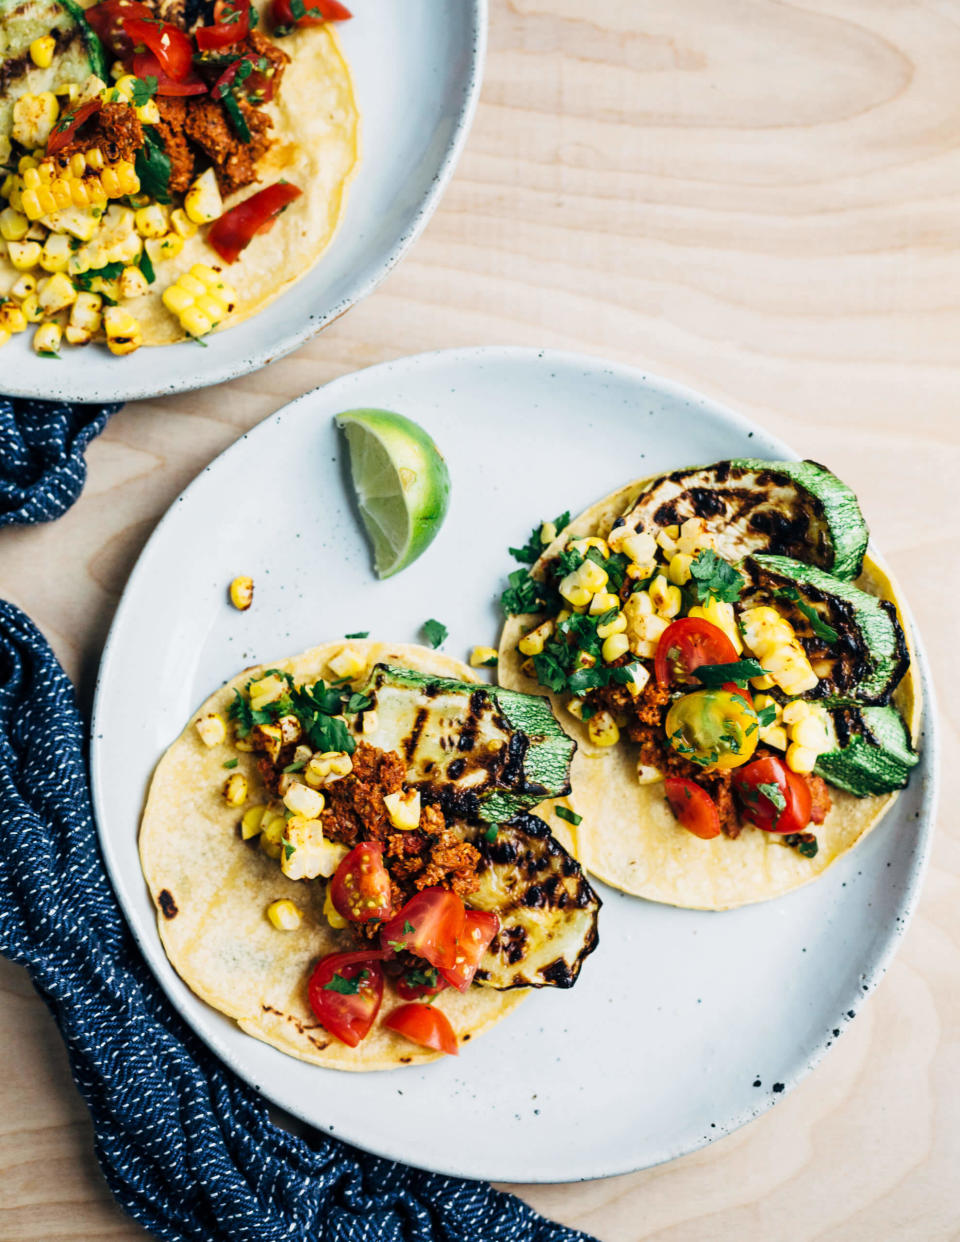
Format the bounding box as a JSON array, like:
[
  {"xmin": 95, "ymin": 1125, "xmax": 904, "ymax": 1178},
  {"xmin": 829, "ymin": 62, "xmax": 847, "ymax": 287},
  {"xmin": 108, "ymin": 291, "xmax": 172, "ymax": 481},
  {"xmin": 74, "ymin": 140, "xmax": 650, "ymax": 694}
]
[
  {"xmin": 422, "ymin": 619, "xmax": 448, "ymax": 649},
  {"xmin": 324, "ymin": 972, "xmax": 362, "ymax": 995},
  {"xmin": 757, "ymin": 703, "xmax": 778, "ymax": 728},
  {"xmin": 501, "ymin": 568, "xmax": 551, "ymax": 616},
  {"xmin": 345, "ymin": 631, "xmax": 369, "ymax": 639},
  {"xmin": 555, "ymin": 805, "xmax": 582, "ymax": 827},
  {"xmin": 775, "ymin": 587, "xmax": 840, "ymax": 644},
  {"xmin": 484, "ymin": 825, "xmax": 498, "ymax": 843},
  {"xmin": 282, "ymin": 841, "xmax": 295, "ymax": 860},
  {"xmin": 131, "ymin": 76, "xmax": 158, "ymax": 107},
  {"xmin": 222, "ymin": 758, "xmax": 239, "ymax": 769},
  {"xmin": 694, "ymin": 659, "xmax": 767, "ymax": 689},
  {"xmin": 282, "ymin": 759, "xmax": 307, "ymax": 773},
  {"xmin": 74, "ymin": 261, "xmax": 124, "ymax": 293},
  {"xmin": 135, "ymin": 130, "xmax": 172, "ymax": 203},
  {"xmin": 344, "ymin": 692, "xmax": 373, "ymax": 714},
  {"xmin": 405, "ymin": 965, "xmax": 439, "ymax": 988},
  {"xmin": 138, "ymin": 247, "xmax": 156, "ymax": 284},
  {"xmin": 402, "ymin": 920, "xmax": 415, "ymax": 934},
  {"xmin": 220, "ymin": 89, "xmax": 252, "ymax": 142},
  {"xmin": 689, "ymin": 549, "xmax": 745, "ymax": 604},
  {"xmin": 784, "ymin": 832, "xmax": 819, "ymax": 858},
  {"xmin": 509, "ymin": 510, "xmax": 570, "ymax": 564},
  {"xmin": 757, "ymin": 781, "xmax": 786, "ymax": 812}
]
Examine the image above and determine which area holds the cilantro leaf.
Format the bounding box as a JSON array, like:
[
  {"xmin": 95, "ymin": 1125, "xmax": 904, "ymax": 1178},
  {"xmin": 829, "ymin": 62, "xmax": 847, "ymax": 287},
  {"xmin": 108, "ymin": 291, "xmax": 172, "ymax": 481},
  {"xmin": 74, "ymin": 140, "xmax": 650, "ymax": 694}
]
[
  {"xmin": 757, "ymin": 781, "xmax": 787, "ymax": 812},
  {"xmin": 554, "ymin": 805, "xmax": 582, "ymax": 826},
  {"xmin": 135, "ymin": 129, "xmax": 172, "ymax": 203},
  {"xmin": 228, "ymin": 689, "xmax": 254, "ymax": 737},
  {"xmin": 131, "ymin": 76, "xmax": 158, "ymax": 107},
  {"xmin": 484, "ymin": 824, "xmax": 498, "ymax": 843},
  {"xmin": 689, "ymin": 550, "xmax": 745, "ymax": 604},
  {"xmin": 422, "ymin": 619, "xmax": 448, "ymax": 649},
  {"xmin": 775, "ymin": 587, "xmax": 840, "ymax": 644},
  {"xmin": 501, "ymin": 568, "xmax": 550, "ymax": 616},
  {"xmin": 138, "ymin": 247, "xmax": 156, "ymax": 284},
  {"xmin": 345, "ymin": 631, "xmax": 369, "ymax": 639},
  {"xmin": 402, "ymin": 920, "xmax": 415, "ymax": 934},
  {"xmin": 784, "ymin": 832, "xmax": 819, "ymax": 858},
  {"xmin": 757, "ymin": 703, "xmax": 778, "ymax": 728},
  {"xmin": 509, "ymin": 510, "xmax": 571, "ymax": 564},
  {"xmin": 74, "ymin": 261, "xmax": 124, "ymax": 293},
  {"xmin": 222, "ymin": 758, "xmax": 239, "ymax": 769},
  {"xmin": 324, "ymin": 972, "xmax": 361, "ymax": 995},
  {"xmin": 694, "ymin": 659, "xmax": 767, "ymax": 689},
  {"xmin": 344, "ymin": 692, "xmax": 373, "ymax": 714}
]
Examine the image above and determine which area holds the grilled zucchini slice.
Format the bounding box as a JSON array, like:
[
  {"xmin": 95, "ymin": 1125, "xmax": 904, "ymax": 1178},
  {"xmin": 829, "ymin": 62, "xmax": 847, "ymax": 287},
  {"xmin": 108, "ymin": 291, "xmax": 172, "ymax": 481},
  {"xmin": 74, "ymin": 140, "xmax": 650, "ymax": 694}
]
[{"xmin": 816, "ymin": 703, "xmax": 918, "ymax": 796}]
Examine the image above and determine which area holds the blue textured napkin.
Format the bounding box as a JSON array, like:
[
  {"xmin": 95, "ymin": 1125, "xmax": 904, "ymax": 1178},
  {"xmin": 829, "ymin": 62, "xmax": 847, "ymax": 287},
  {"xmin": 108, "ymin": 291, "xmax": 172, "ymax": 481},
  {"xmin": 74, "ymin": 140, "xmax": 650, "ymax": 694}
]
[
  {"xmin": 0, "ymin": 394, "xmax": 596, "ymax": 1242},
  {"xmin": 0, "ymin": 395, "xmax": 120, "ymax": 526}
]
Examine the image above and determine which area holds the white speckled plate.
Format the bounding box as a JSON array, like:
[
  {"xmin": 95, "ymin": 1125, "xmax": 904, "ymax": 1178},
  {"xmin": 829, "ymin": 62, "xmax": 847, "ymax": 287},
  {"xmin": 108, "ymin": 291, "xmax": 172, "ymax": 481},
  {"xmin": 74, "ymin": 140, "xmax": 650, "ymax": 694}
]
[
  {"xmin": 1, "ymin": 5, "xmax": 485, "ymax": 403},
  {"xmin": 90, "ymin": 347, "xmax": 938, "ymax": 1182}
]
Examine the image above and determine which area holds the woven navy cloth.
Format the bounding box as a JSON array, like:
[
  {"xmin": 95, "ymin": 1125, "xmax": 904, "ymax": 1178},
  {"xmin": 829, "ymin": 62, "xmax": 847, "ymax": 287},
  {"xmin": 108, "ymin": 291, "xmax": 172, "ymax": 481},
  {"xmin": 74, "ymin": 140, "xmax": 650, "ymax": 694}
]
[
  {"xmin": 0, "ymin": 395, "xmax": 119, "ymax": 526},
  {"xmin": 0, "ymin": 597, "xmax": 596, "ymax": 1242}
]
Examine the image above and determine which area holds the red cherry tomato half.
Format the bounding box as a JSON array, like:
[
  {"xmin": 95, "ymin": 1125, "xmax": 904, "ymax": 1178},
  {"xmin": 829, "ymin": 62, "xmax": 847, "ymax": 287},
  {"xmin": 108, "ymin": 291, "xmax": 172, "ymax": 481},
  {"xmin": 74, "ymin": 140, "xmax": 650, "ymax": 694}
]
[
  {"xmin": 329, "ymin": 842, "xmax": 393, "ymax": 923},
  {"xmin": 210, "ymin": 51, "xmax": 276, "ymax": 105},
  {"xmin": 384, "ymin": 1003, "xmax": 458, "ymax": 1056},
  {"xmin": 395, "ymin": 964, "xmax": 449, "ymax": 1002},
  {"xmin": 721, "ymin": 680, "xmax": 754, "ymax": 709},
  {"xmin": 664, "ymin": 776, "xmax": 722, "ymax": 840},
  {"xmin": 195, "ymin": 0, "xmax": 250, "ymax": 50},
  {"xmin": 133, "ymin": 50, "xmax": 208, "ymax": 95},
  {"xmin": 269, "ymin": 0, "xmax": 351, "ymax": 31},
  {"xmin": 122, "ymin": 17, "xmax": 195, "ymax": 80},
  {"xmin": 307, "ymin": 950, "xmax": 386, "ymax": 1048},
  {"xmin": 379, "ymin": 888, "xmax": 466, "ymax": 972},
  {"xmin": 654, "ymin": 618, "xmax": 739, "ymax": 688},
  {"xmin": 440, "ymin": 909, "xmax": 500, "ymax": 992},
  {"xmin": 732, "ymin": 755, "xmax": 812, "ymax": 834},
  {"xmin": 46, "ymin": 98, "xmax": 102, "ymax": 155},
  {"xmin": 207, "ymin": 181, "xmax": 303, "ymax": 263},
  {"xmin": 84, "ymin": 0, "xmax": 154, "ymax": 56}
]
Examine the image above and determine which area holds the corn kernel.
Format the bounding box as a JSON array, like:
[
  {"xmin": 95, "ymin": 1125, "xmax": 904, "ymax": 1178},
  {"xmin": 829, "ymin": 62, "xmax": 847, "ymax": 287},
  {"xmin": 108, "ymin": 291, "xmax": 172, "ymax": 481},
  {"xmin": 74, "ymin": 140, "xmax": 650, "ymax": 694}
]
[
  {"xmin": 324, "ymin": 884, "xmax": 348, "ymax": 929},
  {"xmin": 134, "ymin": 204, "xmax": 168, "ymax": 238},
  {"xmin": 469, "ymin": 645, "xmax": 498, "ymax": 668},
  {"xmin": 223, "ymin": 773, "xmax": 248, "ymax": 806},
  {"xmin": 688, "ymin": 598, "xmax": 743, "ymax": 654},
  {"xmin": 239, "ymin": 805, "xmax": 266, "ymax": 839},
  {"xmin": 29, "ymin": 35, "xmax": 56, "ymax": 68},
  {"xmin": 195, "ymin": 713, "xmax": 226, "ymax": 747},
  {"xmin": 184, "ymin": 167, "xmax": 223, "ymax": 224},
  {"xmin": 21, "ymin": 293, "xmax": 43, "ymax": 323},
  {"xmin": 10, "ymin": 273, "xmax": 37, "ymax": 300},
  {"xmin": 602, "ymin": 632, "xmax": 630, "ymax": 663},
  {"xmin": 118, "ymin": 265, "xmax": 149, "ymax": 300},
  {"xmin": 282, "ymin": 782, "xmax": 325, "ymax": 819},
  {"xmin": 146, "ymin": 232, "xmax": 183, "ymax": 264},
  {"xmin": 0, "ymin": 301, "xmax": 26, "ymax": 334},
  {"xmin": 667, "ymin": 553, "xmax": 693, "ymax": 586},
  {"xmin": 248, "ymin": 674, "xmax": 286, "ymax": 711},
  {"xmin": 624, "ymin": 662, "xmax": 651, "ymax": 697},
  {"xmin": 103, "ymin": 305, "xmax": 142, "ymax": 354},
  {"xmin": 558, "ymin": 579, "xmax": 591, "ymax": 609},
  {"xmin": 762, "ymin": 725, "xmax": 788, "ymax": 751},
  {"xmin": 135, "ymin": 98, "xmax": 161, "ymax": 125},
  {"xmin": 618, "ymin": 531, "xmax": 657, "ymax": 565},
  {"xmin": 578, "ymin": 558, "xmax": 608, "ymax": 593},
  {"xmin": 636, "ymin": 762, "xmax": 662, "ymax": 785},
  {"xmin": 566, "ymin": 697, "xmax": 585, "ymax": 720},
  {"xmin": 229, "ymin": 575, "xmax": 254, "ymax": 610},
  {"xmin": 304, "ymin": 751, "xmax": 353, "ymax": 788},
  {"xmin": 180, "ymin": 305, "xmax": 212, "ymax": 337},
  {"xmin": 32, "ymin": 321, "xmax": 61, "ymax": 355},
  {"xmin": 328, "ymin": 646, "xmax": 366, "ymax": 680},
  {"xmin": 518, "ymin": 618, "xmax": 554, "ymax": 656},
  {"xmin": 383, "ymin": 789, "xmax": 421, "ymax": 830},
  {"xmin": 539, "ymin": 520, "xmax": 557, "ymax": 545},
  {"xmin": 170, "ymin": 207, "xmax": 198, "ymax": 239},
  {"xmin": 266, "ymin": 899, "xmax": 302, "ymax": 932},
  {"xmin": 785, "ymin": 743, "xmax": 817, "ymax": 775},
  {"xmin": 587, "ymin": 711, "xmax": 620, "ymax": 747},
  {"xmin": 0, "ymin": 208, "xmax": 29, "ymax": 242},
  {"xmin": 791, "ymin": 714, "xmax": 829, "ymax": 753},
  {"xmin": 12, "ymin": 92, "xmax": 59, "ymax": 149},
  {"xmin": 596, "ymin": 611, "xmax": 627, "ymax": 640},
  {"xmin": 571, "ymin": 536, "xmax": 610, "ymax": 558},
  {"xmin": 781, "ymin": 700, "xmax": 810, "ymax": 726}
]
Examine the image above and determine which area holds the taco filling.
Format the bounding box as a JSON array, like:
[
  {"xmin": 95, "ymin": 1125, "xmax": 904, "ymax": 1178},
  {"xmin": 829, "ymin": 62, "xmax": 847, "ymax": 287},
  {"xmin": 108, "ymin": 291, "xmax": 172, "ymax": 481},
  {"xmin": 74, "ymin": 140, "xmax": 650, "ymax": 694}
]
[
  {"xmin": 0, "ymin": 0, "xmax": 357, "ymax": 355},
  {"xmin": 141, "ymin": 641, "xmax": 600, "ymax": 1066},
  {"xmin": 498, "ymin": 460, "xmax": 920, "ymax": 906}
]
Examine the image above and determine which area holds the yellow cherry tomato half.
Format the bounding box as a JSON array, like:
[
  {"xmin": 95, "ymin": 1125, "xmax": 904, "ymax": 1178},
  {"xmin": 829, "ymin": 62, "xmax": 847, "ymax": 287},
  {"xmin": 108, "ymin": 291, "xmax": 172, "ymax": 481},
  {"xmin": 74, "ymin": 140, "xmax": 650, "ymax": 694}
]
[{"xmin": 664, "ymin": 689, "xmax": 759, "ymax": 771}]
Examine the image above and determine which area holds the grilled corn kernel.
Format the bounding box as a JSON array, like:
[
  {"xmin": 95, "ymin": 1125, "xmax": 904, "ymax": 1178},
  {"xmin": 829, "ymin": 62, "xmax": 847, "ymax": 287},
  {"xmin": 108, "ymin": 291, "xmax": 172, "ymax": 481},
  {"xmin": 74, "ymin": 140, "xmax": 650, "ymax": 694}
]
[
  {"xmin": 274, "ymin": 715, "xmax": 300, "ymax": 748},
  {"xmin": 184, "ymin": 167, "xmax": 223, "ymax": 224},
  {"xmin": 266, "ymin": 899, "xmax": 302, "ymax": 931},
  {"xmin": 195, "ymin": 712, "xmax": 227, "ymax": 747},
  {"xmin": 656, "ymin": 528, "xmax": 679, "ymax": 558},
  {"xmin": 250, "ymin": 723, "xmax": 282, "ymax": 763},
  {"xmin": 180, "ymin": 305, "xmax": 212, "ymax": 336},
  {"xmin": 762, "ymin": 725, "xmax": 788, "ymax": 751},
  {"xmin": 688, "ymin": 598, "xmax": 743, "ymax": 654},
  {"xmin": 32, "ymin": 321, "xmax": 61, "ymax": 354},
  {"xmin": 539, "ymin": 520, "xmax": 557, "ymax": 545},
  {"xmin": 118, "ymin": 265, "xmax": 149, "ymax": 299},
  {"xmin": 602, "ymin": 632, "xmax": 630, "ymax": 663},
  {"xmin": 571, "ymin": 536, "xmax": 610, "ymax": 558},
  {"xmin": 785, "ymin": 743, "xmax": 817, "ymax": 775},
  {"xmin": 383, "ymin": 789, "xmax": 421, "ymax": 831},
  {"xmin": 762, "ymin": 646, "xmax": 818, "ymax": 698},
  {"xmin": 0, "ymin": 301, "xmax": 26, "ymax": 334},
  {"xmin": 624, "ymin": 662, "xmax": 651, "ymax": 697},
  {"xmin": 240, "ymin": 805, "xmax": 266, "ymax": 839},
  {"xmin": 65, "ymin": 290, "xmax": 102, "ymax": 344},
  {"xmin": 282, "ymin": 820, "xmax": 346, "ymax": 881},
  {"xmin": 790, "ymin": 711, "xmax": 829, "ymax": 754},
  {"xmin": 596, "ymin": 611, "xmax": 627, "ymax": 640},
  {"xmin": 0, "ymin": 208, "xmax": 30, "ymax": 242},
  {"xmin": 29, "ymin": 35, "xmax": 56, "ymax": 68},
  {"xmin": 781, "ymin": 700, "xmax": 810, "ymax": 726},
  {"xmin": 170, "ymin": 207, "xmax": 197, "ymax": 239},
  {"xmin": 134, "ymin": 204, "xmax": 168, "ymax": 238},
  {"xmin": 667, "ymin": 552, "xmax": 693, "ymax": 586},
  {"xmin": 145, "ymin": 232, "xmax": 183, "ymax": 264},
  {"xmin": 10, "ymin": 273, "xmax": 37, "ymax": 300},
  {"xmin": 102, "ymin": 304, "xmax": 142, "ymax": 354},
  {"xmin": 518, "ymin": 618, "xmax": 554, "ymax": 656},
  {"xmin": 38, "ymin": 234, "xmax": 71, "ymax": 274},
  {"xmin": 328, "ymin": 646, "xmax": 366, "ymax": 680},
  {"xmin": 587, "ymin": 711, "xmax": 620, "ymax": 747},
  {"xmin": 618, "ymin": 531, "xmax": 657, "ymax": 565},
  {"xmin": 248, "ymin": 674, "xmax": 286, "ymax": 710},
  {"xmin": 111, "ymin": 74, "xmax": 138, "ymax": 102},
  {"xmin": 324, "ymin": 884, "xmax": 349, "ymax": 929},
  {"xmin": 677, "ymin": 517, "xmax": 715, "ymax": 556},
  {"xmin": 12, "ymin": 92, "xmax": 59, "ymax": 149},
  {"xmin": 6, "ymin": 239, "xmax": 41, "ymax": 270},
  {"xmin": 304, "ymin": 751, "xmax": 353, "ymax": 788},
  {"xmin": 578, "ymin": 558, "xmax": 608, "ymax": 593},
  {"xmin": 558, "ymin": 579, "xmax": 591, "ymax": 609},
  {"xmin": 566, "ymin": 697, "xmax": 585, "ymax": 720},
  {"xmin": 223, "ymin": 773, "xmax": 248, "ymax": 806},
  {"xmin": 229, "ymin": 575, "xmax": 254, "ymax": 610},
  {"xmin": 135, "ymin": 97, "xmax": 160, "ymax": 124},
  {"xmin": 282, "ymin": 782, "xmax": 325, "ymax": 819},
  {"xmin": 21, "ymin": 293, "xmax": 43, "ymax": 323},
  {"xmin": 589, "ymin": 591, "xmax": 620, "ymax": 616},
  {"xmin": 469, "ymin": 645, "xmax": 498, "ymax": 668},
  {"xmin": 85, "ymin": 145, "xmax": 104, "ymax": 171},
  {"xmin": 636, "ymin": 762, "xmax": 663, "ymax": 785}
]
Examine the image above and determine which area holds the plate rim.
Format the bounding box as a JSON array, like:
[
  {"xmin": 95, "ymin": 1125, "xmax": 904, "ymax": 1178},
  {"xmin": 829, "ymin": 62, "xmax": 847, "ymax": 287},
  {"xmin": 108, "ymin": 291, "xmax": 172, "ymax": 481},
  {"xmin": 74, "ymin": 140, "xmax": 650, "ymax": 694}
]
[
  {"xmin": 0, "ymin": 3, "xmax": 487, "ymax": 404},
  {"xmin": 89, "ymin": 345, "xmax": 940, "ymax": 1183}
]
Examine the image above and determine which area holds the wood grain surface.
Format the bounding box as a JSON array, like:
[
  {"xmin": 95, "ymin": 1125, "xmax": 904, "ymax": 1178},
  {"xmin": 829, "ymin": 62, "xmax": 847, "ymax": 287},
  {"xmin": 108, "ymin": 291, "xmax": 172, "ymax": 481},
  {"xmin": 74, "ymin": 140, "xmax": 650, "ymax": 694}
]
[{"xmin": 1, "ymin": 1, "xmax": 958, "ymax": 1238}]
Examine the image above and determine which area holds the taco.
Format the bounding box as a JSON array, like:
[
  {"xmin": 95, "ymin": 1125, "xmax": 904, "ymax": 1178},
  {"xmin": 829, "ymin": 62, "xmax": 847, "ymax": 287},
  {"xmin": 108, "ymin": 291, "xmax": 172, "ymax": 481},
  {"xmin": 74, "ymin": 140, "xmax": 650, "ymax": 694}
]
[
  {"xmin": 0, "ymin": 0, "xmax": 358, "ymax": 355},
  {"xmin": 140, "ymin": 640, "xmax": 600, "ymax": 1069},
  {"xmin": 498, "ymin": 460, "xmax": 921, "ymax": 910}
]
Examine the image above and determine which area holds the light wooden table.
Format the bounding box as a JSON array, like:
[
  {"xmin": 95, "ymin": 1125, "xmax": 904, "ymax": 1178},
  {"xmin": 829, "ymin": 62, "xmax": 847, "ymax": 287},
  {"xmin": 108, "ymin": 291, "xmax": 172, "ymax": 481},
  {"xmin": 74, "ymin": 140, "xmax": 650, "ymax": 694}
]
[{"xmin": 2, "ymin": 2, "xmax": 958, "ymax": 1238}]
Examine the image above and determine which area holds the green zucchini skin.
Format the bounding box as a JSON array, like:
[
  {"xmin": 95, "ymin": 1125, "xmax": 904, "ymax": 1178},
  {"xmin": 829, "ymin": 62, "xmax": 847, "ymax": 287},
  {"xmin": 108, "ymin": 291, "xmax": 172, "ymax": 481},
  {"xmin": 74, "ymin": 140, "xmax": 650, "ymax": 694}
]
[
  {"xmin": 816, "ymin": 704, "xmax": 919, "ymax": 796},
  {"xmin": 615, "ymin": 459, "xmax": 869, "ymax": 581},
  {"xmin": 359, "ymin": 663, "xmax": 575, "ymax": 822},
  {"xmin": 744, "ymin": 555, "xmax": 909, "ymax": 706}
]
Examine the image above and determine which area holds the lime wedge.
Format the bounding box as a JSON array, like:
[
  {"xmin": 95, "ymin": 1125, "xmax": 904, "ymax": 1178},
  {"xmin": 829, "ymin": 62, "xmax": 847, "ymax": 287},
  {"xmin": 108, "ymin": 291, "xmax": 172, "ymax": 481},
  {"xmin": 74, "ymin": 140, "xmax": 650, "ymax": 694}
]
[{"xmin": 336, "ymin": 408, "xmax": 451, "ymax": 578}]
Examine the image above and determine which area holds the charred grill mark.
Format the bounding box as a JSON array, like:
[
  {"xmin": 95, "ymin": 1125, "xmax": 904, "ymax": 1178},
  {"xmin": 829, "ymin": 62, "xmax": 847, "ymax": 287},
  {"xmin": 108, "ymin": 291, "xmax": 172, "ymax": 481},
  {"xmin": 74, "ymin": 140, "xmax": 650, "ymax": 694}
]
[
  {"xmin": 158, "ymin": 889, "xmax": 178, "ymax": 919},
  {"xmin": 542, "ymin": 959, "xmax": 576, "ymax": 988},
  {"xmin": 501, "ymin": 730, "xmax": 530, "ymax": 788},
  {"xmin": 469, "ymin": 689, "xmax": 486, "ymax": 715},
  {"xmin": 446, "ymin": 758, "xmax": 466, "ymax": 780},
  {"xmin": 880, "ymin": 599, "xmax": 910, "ymax": 702},
  {"xmin": 523, "ymin": 884, "xmax": 546, "ymax": 908},
  {"xmin": 0, "ymin": 25, "xmax": 75, "ymax": 92},
  {"xmin": 404, "ymin": 707, "xmax": 428, "ymax": 760},
  {"xmin": 747, "ymin": 506, "xmax": 816, "ymax": 559},
  {"xmin": 507, "ymin": 811, "xmax": 552, "ymax": 839},
  {"xmin": 688, "ymin": 487, "xmax": 727, "ymax": 518},
  {"xmin": 654, "ymin": 500, "xmax": 680, "ymax": 526}
]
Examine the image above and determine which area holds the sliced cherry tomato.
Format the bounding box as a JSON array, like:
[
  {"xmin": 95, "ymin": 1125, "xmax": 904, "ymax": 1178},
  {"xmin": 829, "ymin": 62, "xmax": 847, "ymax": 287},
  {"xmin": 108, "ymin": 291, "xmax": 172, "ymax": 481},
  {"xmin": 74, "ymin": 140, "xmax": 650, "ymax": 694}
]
[
  {"xmin": 440, "ymin": 909, "xmax": 500, "ymax": 992},
  {"xmin": 733, "ymin": 755, "xmax": 812, "ymax": 834},
  {"xmin": 307, "ymin": 950, "xmax": 386, "ymax": 1048},
  {"xmin": 84, "ymin": 0, "xmax": 154, "ymax": 56},
  {"xmin": 269, "ymin": 0, "xmax": 351, "ymax": 34},
  {"xmin": 664, "ymin": 776, "xmax": 722, "ymax": 839},
  {"xmin": 379, "ymin": 888, "xmax": 466, "ymax": 972},
  {"xmin": 207, "ymin": 181, "xmax": 303, "ymax": 263},
  {"xmin": 395, "ymin": 963, "xmax": 448, "ymax": 1002},
  {"xmin": 384, "ymin": 1003, "xmax": 458, "ymax": 1056},
  {"xmin": 46, "ymin": 98, "xmax": 102, "ymax": 155},
  {"xmin": 133, "ymin": 50, "xmax": 208, "ymax": 95},
  {"xmin": 195, "ymin": 0, "xmax": 251, "ymax": 50},
  {"xmin": 655, "ymin": 618, "xmax": 739, "ymax": 687},
  {"xmin": 329, "ymin": 842, "xmax": 393, "ymax": 923},
  {"xmin": 665, "ymin": 688, "xmax": 759, "ymax": 771},
  {"xmin": 122, "ymin": 17, "xmax": 195, "ymax": 80},
  {"xmin": 722, "ymin": 680, "xmax": 753, "ymax": 708},
  {"xmin": 209, "ymin": 51, "xmax": 276, "ymax": 105}
]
